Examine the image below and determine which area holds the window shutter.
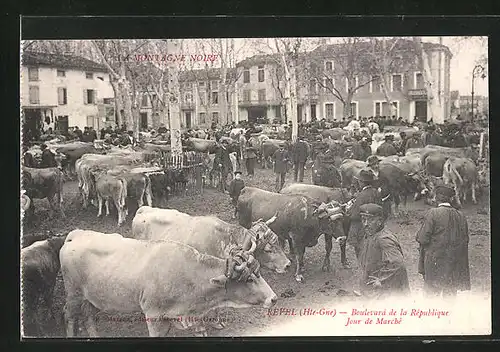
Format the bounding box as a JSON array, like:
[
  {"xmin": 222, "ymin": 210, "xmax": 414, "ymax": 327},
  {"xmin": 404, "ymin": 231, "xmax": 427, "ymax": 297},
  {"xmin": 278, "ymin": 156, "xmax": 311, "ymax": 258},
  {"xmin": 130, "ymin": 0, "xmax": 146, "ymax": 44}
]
[
  {"xmin": 93, "ymin": 90, "xmax": 97, "ymax": 104},
  {"xmin": 83, "ymin": 89, "xmax": 88, "ymax": 104},
  {"xmin": 58, "ymin": 88, "xmax": 63, "ymax": 104}
]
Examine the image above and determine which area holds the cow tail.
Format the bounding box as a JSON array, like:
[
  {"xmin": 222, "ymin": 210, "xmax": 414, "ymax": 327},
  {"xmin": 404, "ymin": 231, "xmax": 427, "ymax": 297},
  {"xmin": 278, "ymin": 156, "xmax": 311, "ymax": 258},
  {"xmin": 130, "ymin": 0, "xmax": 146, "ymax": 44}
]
[
  {"xmin": 119, "ymin": 178, "xmax": 127, "ymax": 209},
  {"xmin": 144, "ymin": 174, "xmax": 153, "ymax": 206},
  {"xmin": 449, "ymin": 161, "xmax": 463, "ymax": 184}
]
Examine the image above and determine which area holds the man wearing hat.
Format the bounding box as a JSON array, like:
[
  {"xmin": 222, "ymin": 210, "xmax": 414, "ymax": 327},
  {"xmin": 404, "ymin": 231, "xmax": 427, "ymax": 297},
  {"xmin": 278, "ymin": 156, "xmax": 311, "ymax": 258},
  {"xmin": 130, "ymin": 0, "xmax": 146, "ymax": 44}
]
[
  {"xmin": 228, "ymin": 170, "xmax": 245, "ymax": 219},
  {"xmin": 272, "ymin": 143, "xmax": 290, "ymax": 192},
  {"xmin": 366, "ymin": 155, "xmax": 381, "ymax": 178},
  {"xmin": 360, "ymin": 137, "xmax": 372, "ymax": 161},
  {"xmin": 23, "ymin": 145, "xmax": 36, "ymax": 168},
  {"xmin": 40, "ymin": 143, "xmax": 57, "ymax": 168},
  {"xmin": 292, "ymin": 136, "xmax": 309, "ymax": 183},
  {"xmin": 358, "ymin": 203, "xmax": 410, "ymax": 299},
  {"xmin": 214, "ymin": 139, "xmax": 232, "ymax": 192},
  {"xmin": 405, "ymin": 131, "xmax": 424, "ymax": 150},
  {"xmin": 416, "ymin": 185, "xmax": 470, "ymax": 298},
  {"xmin": 422, "ymin": 124, "xmax": 442, "ymax": 146},
  {"xmin": 347, "ymin": 169, "xmax": 383, "ymax": 260},
  {"xmin": 376, "ymin": 134, "xmax": 398, "ymax": 157}
]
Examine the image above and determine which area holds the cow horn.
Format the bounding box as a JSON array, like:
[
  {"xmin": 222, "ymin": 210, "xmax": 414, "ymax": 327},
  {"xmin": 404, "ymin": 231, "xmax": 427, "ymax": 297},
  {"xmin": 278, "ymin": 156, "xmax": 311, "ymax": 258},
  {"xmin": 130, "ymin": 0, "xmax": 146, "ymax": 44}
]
[
  {"xmin": 246, "ymin": 238, "xmax": 257, "ymax": 254},
  {"xmin": 329, "ymin": 213, "xmax": 344, "ymax": 221},
  {"xmin": 234, "ymin": 262, "xmax": 247, "ymax": 272},
  {"xmin": 265, "ymin": 212, "xmax": 278, "ymax": 225},
  {"xmin": 252, "ymin": 218, "xmax": 263, "ymax": 226}
]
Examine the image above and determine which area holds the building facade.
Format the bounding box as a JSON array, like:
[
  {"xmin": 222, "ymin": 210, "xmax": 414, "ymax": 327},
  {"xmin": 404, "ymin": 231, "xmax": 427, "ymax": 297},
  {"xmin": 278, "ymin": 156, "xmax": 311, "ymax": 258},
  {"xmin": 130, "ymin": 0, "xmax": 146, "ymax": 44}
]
[
  {"xmin": 235, "ymin": 39, "xmax": 452, "ymax": 124},
  {"xmin": 21, "ymin": 51, "xmax": 115, "ymax": 134}
]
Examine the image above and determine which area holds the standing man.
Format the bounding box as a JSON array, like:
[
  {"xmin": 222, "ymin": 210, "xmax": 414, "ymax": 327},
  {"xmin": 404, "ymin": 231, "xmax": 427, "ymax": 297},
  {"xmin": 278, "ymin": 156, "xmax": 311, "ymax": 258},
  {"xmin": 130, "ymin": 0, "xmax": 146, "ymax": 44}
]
[
  {"xmin": 228, "ymin": 171, "xmax": 245, "ymax": 219},
  {"xmin": 376, "ymin": 135, "xmax": 398, "ymax": 157},
  {"xmin": 405, "ymin": 131, "xmax": 424, "ymax": 150},
  {"xmin": 272, "ymin": 143, "xmax": 290, "ymax": 192},
  {"xmin": 347, "ymin": 169, "xmax": 383, "ymax": 260},
  {"xmin": 358, "ymin": 203, "xmax": 410, "ymax": 299},
  {"xmin": 40, "ymin": 144, "xmax": 57, "ymax": 168},
  {"xmin": 416, "ymin": 185, "xmax": 471, "ymax": 298},
  {"xmin": 214, "ymin": 140, "xmax": 232, "ymax": 192},
  {"xmin": 422, "ymin": 125, "xmax": 442, "ymax": 146},
  {"xmin": 245, "ymin": 136, "xmax": 257, "ymax": 178},
  {"xmin": 293, "ymin": 136, "xmax": 309, "ymax": 182}
]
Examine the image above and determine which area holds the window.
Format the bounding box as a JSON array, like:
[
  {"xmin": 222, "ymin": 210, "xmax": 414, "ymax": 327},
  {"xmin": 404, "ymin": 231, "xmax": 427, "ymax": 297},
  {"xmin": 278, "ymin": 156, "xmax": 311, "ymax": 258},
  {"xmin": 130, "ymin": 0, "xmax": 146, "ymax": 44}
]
[
  {"xmin": 84, "ymin": 89, "xmax": 96, "ymax": 104},
  {"xmin": 226, "ymin": 91, "xmax": 230, "ymax": 103},
  {"xmin": 57, "ymin": 70, "xmax": 66, "ymax": 77},
  {"xmin": 325, "ymin": 103, "xmax": 335, "ymax": 120},
  {"xmin": 85, "ymin": 72, "xmax": 93, "ymax": 79},
  {"xmin": 391, "ymin": 74, "xmax": 403, "ymax": 92},
  {"xmin": 185, "ymin": 92, "xmax": 193, "ymax": 103},
  {"xmin": 350, "ymin": 101, "xmax": 358, "ymax": 118},
  {"xmin": 103, "ymin": 98, "xmax": 113, "ymax": 105},
  {"xmin": 275, "ymin": 105, "xmax": 281, "ymax": 118},
  {"xmin": 243, "ymin": 68, "xmax": 250, "ymax": 83},
  {"xmin": 243, "ymin": 89, "xmax": 251, "ymax": 102},
  {"xmin": 212, "ymin": 112, "xmax": 219, "ymax": 124},
  {"xmin": 309, "ymin": 79, "xmax": 317, "ymax": 95},
  {"xmin": 211, "ymin": 91, "xmax": 219, "ymax": 105},
  {"xmin": 370, "ymin": 76, "xmax": 381, "ymax": 93},
  {"xmin": 200, "ymin": 92, "xmax": 207, "ymax": 105},
  {"xmin": 199, "ymin": 81, "xmax": 206, "ymax": 88},
  {"xmin": 345, "ymin": 77, "xmax": 359, "ymax": 92},
  {"xmin": 183, "ymin": 82, "xmax": 192, "ymax": 90},
  {"xmin": 86, "ymin": 115, "xmax": 95, "ymax": 128},
  {"xmin": 325, "ymin": 61, "xmax": 334, "ymax": 72},
  {"xmin": 141, "ymin": 95, "xmax": 148, "ymax": 107},
  {"xmin": 392, "ymin": 101, "xmax": 400, "ymax": 117},
  {"xmin": 28, "ymin": 67, "xmax": 39, "ymax": 81},
  {"xmin": 57, "ymin": 87, "xmax": 67, "ymax": 105},
  {"xmin": 258, "ymin": 65, "xmax": 265, "ymax": 82},
  {"xmin": 415, "ymin": 72, "xmax": 424, "ymax": 89},
  {"xmin": 374, "ymin": 101, "xmax": 389, "ymax": 116},
  {"xmin": 29, "ymin": 86, "xmax": 39, "ymax": 104},
  {"xmin": 211, "ymin": 80, "xmax": 219, "ymax": 90},
  {"xmin": 258, "ymin": 89, "xmax": 266, "ymax": 102},
  {"xmin": 199, "ymin": 112, "xmax": 206, "ymax": 124}
]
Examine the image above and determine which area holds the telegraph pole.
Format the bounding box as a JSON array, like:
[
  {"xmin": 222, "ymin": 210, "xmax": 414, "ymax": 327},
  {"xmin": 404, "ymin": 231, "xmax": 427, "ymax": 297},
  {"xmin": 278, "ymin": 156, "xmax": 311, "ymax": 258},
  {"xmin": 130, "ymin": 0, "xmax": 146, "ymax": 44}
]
[{"xmin": 471, "ymin": 64, "xmax": 485, "ymax": 123}]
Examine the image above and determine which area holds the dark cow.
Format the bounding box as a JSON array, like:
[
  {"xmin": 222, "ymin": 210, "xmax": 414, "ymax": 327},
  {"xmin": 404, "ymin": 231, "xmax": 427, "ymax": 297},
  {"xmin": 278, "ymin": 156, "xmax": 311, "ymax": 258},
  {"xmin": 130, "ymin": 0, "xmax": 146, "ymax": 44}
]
[
  {"xmin": 61, "ymin": 230, "xmax": 277, "ymax": 337},
  {"xmin": 238, "ymin": 187, "xmax": 347, "ymax": 282},
  {"xmin": 22, "ymin": 235, "xmax": 67, "ymax": 336},
  {"xmin": 22, "ymin": 167, "xmax": 65, "ymax": 218},
  {"xmin": 107, "ymin": 167, "xmax": 153, "ymax": 212}
]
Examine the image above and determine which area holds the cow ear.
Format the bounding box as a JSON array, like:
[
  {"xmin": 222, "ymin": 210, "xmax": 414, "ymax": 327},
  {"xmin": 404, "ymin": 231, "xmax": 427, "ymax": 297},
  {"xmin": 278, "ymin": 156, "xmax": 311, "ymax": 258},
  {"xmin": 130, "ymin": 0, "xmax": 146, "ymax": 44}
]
[{"xmin": 210, "ymin": 275, "xmax": 228, "ymax": 288}]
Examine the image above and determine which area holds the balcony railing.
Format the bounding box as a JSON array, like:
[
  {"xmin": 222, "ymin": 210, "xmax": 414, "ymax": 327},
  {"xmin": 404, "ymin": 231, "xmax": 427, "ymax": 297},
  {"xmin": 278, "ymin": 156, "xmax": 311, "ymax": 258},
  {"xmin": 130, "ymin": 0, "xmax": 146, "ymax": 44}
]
[
  {"xmin": 238, "ymin": 99, "xmax": 279, "ymax": 107},
  {"xmin": 181, "ymin": 102, "xmax": 195, "ymax": 109}
]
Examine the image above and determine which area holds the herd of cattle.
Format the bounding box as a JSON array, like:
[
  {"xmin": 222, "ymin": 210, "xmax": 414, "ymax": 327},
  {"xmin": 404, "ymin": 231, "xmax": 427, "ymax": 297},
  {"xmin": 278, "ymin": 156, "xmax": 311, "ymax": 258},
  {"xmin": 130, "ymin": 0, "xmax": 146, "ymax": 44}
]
[{"xmin": 21, "ymin": 122, "xmax": 490, "ymax": 337}]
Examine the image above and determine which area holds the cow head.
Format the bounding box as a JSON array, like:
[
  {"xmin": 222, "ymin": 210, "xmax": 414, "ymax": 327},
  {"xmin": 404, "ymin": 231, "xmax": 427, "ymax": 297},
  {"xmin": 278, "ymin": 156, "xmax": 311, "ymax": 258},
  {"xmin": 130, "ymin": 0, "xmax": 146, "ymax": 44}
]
[
  {"xmin": 313, "ymin": 201, "xmax": 347, "ymax": 242},
  {"xmin": 247, "ymin": 213, "xmax": 291, "ymax": 274},
  {"xmin": 209, "ymin": 250, "xmax": 277, "ymax": 309},
  {"xmin": 407, "ymin": 170, "xmax": 428, "ymax": 201}
]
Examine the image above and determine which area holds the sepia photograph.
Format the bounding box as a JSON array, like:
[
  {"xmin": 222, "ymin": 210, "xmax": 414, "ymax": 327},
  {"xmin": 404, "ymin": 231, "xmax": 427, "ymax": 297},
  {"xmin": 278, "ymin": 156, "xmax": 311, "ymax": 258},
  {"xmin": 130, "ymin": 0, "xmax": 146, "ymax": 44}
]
[{"xmin": 20, "ymin": 35, "xmax": 490, "ymax": 338}]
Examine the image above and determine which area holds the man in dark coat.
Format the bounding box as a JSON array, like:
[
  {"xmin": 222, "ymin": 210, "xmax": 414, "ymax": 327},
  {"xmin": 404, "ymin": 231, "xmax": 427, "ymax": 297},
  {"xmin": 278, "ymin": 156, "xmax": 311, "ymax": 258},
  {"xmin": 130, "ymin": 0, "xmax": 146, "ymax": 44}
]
[
  {"xmin": 40, "ymin": 144, "xmax": 57, "ymax": 168},
  {"xmin": 398, "ymin": 132, "xmax": 408, "ymax": 155},
  {"xmin": 228, "ymin": 171, "xmax": 245, "ymax": 219},
  {"xmin": 89, "ymin": 127, "xmax": 98, "ymax": 142},
  {"xmin": 416, "ymin": 185, "xmax": 471, "ymax": 297},
  {"xmin": 245, "ymin": 138, "xmax": 258, "ymax": 177},
  {"xmin": 23, "ymin": 146, "xmax": 36, "ymax": 168},
  {"xmin": 214, "ymin": 140, "xmax": 232, "ymax": 192},
  {"xmin": 360, "ymin": 137, "xmax": 372, "ymax": 161},
  {"xmin": 292, "ymin": 137, "xmax": 309, "ymax": 182},
  {"xmin": 358, "ymin": 203, "xmax": 410, "ymax": 299},
  {"xmin": 347, "ymin": 169, "xmax": 383, "ymax": 260},
  {"xmin": 82, "ymin": 127, "xmax": 92, "ymax": 142},
  {"xmin": 405, "ymin": 131, "xmax": 424, "ymax": 150},
  {"xmin": 272, "ymin": 143, "xmax": 290, "ymax": 192},
  {"xmin": 73, "ymin": 126, "xmax": 83, "ymax": 141},
  {"xmin": 376, "ymin": 135, "xmax": 398, "ymax": 156},
  {"xmin": 422, "ymin": 125, "xmax": 442, "ymax": 146}
]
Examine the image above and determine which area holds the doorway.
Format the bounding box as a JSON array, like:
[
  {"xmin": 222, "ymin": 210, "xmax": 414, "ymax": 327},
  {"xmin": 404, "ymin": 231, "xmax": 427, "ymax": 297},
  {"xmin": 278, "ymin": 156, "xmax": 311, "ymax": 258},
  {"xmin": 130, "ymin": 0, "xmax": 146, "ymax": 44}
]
[
  {"xmin": 247, "ymin": 107, "xmax": 267, "ymax": 123},
  {"xmin": 23, "ymin": 109, "xmax": 43, "ymax": 143},
  {"xmin": 297, "ymin": 105, "xmax": 303, "ymax": 122},
  {"xmin": 415, "ymin": 101, "xmax": 428, "ymax": 122},
  {"xmin": 310, "ymin": 104, "xmax": 316, "ymax": 120},
  {"xmin": 140, "ymin": 112, "xmax": 148, "ymax": 130},
  {"xmin": 185, "ymin": 111, "xmax": 192, "ymax": 129}
]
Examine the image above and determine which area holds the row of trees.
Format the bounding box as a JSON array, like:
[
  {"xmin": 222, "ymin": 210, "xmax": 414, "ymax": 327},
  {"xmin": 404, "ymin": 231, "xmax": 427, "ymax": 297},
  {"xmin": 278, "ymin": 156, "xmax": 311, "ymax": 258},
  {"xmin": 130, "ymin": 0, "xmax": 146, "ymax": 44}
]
[{"xmin": 23, "ymin": 36, "xmax": 460, "ymax": 145}]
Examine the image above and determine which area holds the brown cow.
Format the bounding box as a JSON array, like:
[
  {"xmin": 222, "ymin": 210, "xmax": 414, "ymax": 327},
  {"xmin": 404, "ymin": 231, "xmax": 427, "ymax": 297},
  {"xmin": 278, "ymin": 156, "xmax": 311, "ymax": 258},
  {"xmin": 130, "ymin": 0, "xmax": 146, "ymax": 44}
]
[{"xmin": 22, "ymin": 167, "xmax": 65, "ymax": 218}]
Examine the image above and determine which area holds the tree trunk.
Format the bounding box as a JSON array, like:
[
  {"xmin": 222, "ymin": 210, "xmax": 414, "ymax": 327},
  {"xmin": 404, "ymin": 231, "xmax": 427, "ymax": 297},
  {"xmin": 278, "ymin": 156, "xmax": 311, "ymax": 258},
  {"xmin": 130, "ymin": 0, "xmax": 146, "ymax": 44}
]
[
  {"xmin": 110, "ymin": 80, "xmax": 123, "ymax": 126},
  {"xmin": 413, "ymin": 37, "xmax": 443, "ymax": 123},
  {"xmin": 168, "ymin": 41, "xmax": 183, "ymax": 158}
]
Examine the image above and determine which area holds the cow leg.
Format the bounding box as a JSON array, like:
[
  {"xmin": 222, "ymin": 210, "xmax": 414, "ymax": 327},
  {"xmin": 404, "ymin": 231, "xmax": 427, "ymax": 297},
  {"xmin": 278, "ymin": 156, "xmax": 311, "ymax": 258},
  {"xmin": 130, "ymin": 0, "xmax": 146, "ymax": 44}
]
[
  {"xmin": 339, "ymin": 237, "xmax": 348, "ymax": 267},
  {"xmin": 97, "ymin": 195, "xmax": 103, "ymax": 217},
  {"xmin": 393, "ymin": 193, "xmax": 400, "ymax": 214},
  {"xmin": 472, "ymin": 181, "xmax": 478, "ymax": 204},
  {"xmin": 114, "ymin": 198, "xmax": 123, "ymax": 226},
  {"xmin": 453, "ymin": 181, "xmax": 462, "ymax": 208},
  {"xmin": 105, "ymin": 199, "xmax": 110, "ymax": 216},
  {"xmin": 322, "ymin": 234, "xmax": 333, "ymax": 272},
  {"xmin": 145, "ymin": 184, "xmax": 153, "ymax": 207},
  {"xmin": 290, "ymin": 234, "xmax": 306, "ymax": 282},
  {"xmin": 81, "ymin": 301, "xmax": 99, "ymax": 337},
  {"xmin": 63, "ymin": 290, "xmax": 84, "ymax": 337}
]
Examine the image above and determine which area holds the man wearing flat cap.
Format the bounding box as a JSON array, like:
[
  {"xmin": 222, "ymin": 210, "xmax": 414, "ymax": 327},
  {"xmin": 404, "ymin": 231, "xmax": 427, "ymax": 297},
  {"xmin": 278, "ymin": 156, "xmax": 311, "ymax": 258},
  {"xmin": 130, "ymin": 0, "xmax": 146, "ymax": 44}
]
[
  {"xmin": 416, "ymin": 184, "xmax": 471, "ymax": 298},
  {"xmin": 376, "ymin": 134, "xmax": 398, "ymax": 157},
  {"xmin": 347, "ymin": 169, "xmax": 383, "ymax": 260},
  {"xmin": 358, "ymin": 203, "xmax": 410, "ymax": 299},
  {"xmin": 40, "ymin": 143, "xmax": 57, "ymax": 168}
]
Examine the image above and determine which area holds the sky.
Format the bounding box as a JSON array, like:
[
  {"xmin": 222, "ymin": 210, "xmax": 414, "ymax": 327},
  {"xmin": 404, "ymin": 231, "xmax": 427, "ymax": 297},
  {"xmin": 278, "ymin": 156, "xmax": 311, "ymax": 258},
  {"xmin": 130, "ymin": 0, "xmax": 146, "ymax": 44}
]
[{"xmin": 184, "ymin": 36, "xmax": 488, "ymax": 97}]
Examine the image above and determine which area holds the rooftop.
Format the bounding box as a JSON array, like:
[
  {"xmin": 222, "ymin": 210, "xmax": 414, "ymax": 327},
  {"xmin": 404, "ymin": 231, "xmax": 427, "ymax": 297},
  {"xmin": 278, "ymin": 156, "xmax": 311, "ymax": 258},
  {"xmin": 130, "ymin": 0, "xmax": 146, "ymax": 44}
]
[{"xmin": 22, "ymin": 51, "xmax": 108, "ymax": 72}]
